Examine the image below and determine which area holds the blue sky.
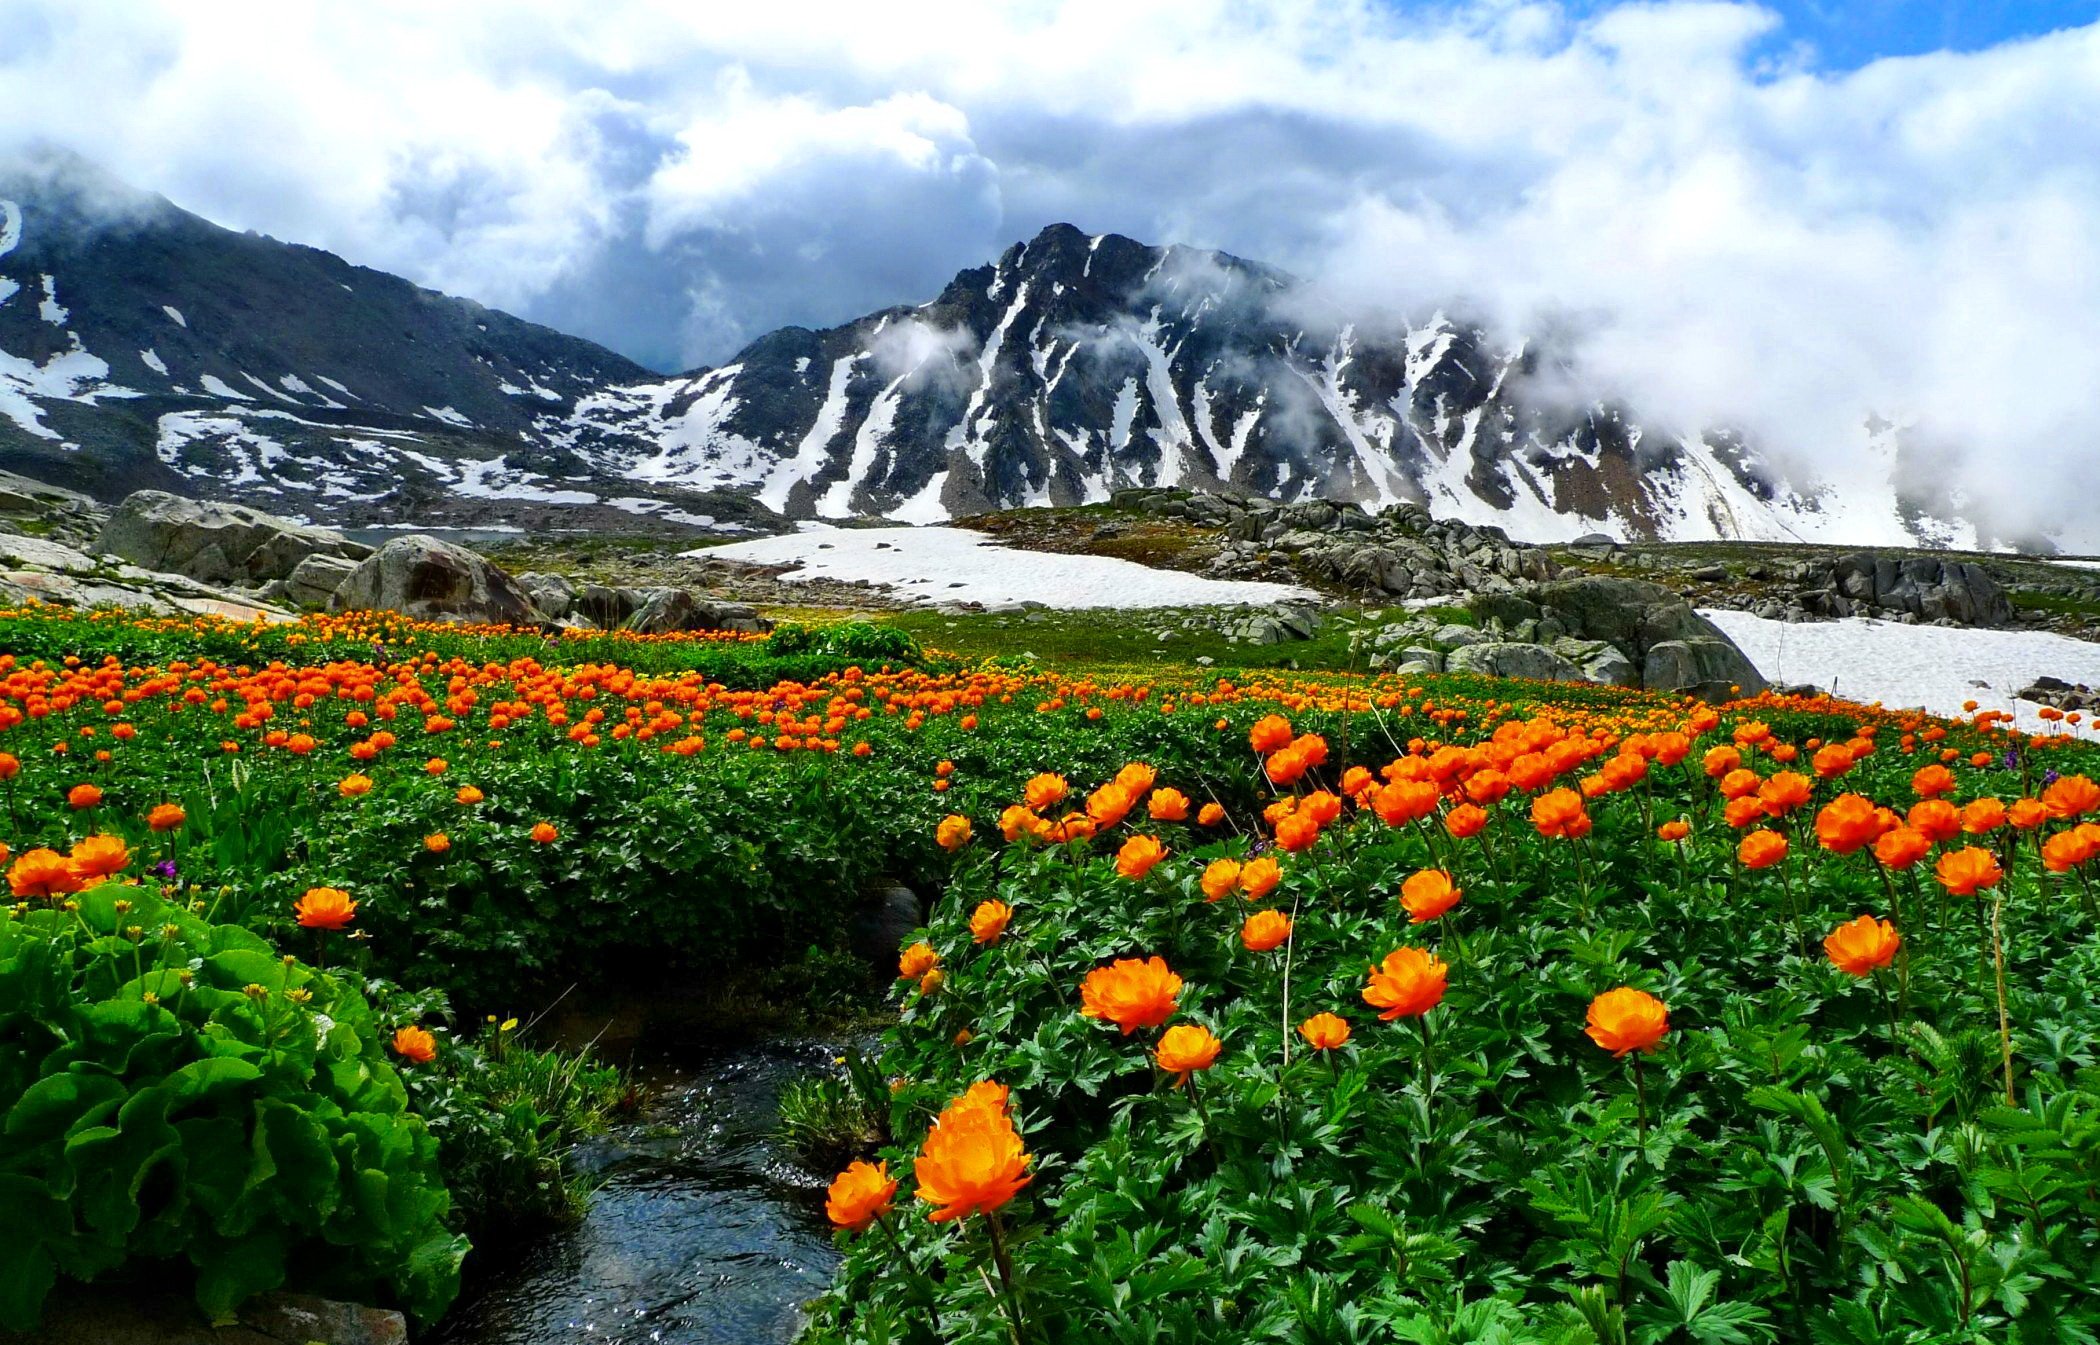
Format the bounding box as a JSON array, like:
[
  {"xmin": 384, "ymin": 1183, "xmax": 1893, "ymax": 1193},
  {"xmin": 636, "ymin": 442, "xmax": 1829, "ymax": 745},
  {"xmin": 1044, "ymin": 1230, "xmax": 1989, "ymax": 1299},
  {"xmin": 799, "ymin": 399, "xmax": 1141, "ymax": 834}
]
[{"xmin": 1564, "ymin": 0, "xmax": 2100, "ymax": 67}]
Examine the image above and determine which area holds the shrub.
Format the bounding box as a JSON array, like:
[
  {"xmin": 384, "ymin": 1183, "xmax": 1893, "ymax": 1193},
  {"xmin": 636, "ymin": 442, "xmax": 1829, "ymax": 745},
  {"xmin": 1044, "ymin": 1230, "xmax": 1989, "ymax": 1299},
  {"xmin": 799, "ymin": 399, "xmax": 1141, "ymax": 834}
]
[{"xmin": 0, "ymin": 883, "xmax": 465, "ymax": 1329}]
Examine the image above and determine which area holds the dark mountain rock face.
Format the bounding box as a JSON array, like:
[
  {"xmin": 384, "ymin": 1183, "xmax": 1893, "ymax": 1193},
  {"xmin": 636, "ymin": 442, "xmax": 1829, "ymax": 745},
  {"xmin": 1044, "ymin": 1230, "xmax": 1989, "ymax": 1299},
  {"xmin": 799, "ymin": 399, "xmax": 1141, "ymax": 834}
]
[{"xmin": 0, "ymin": 154, "xmax": 1960, "ymax": 547}]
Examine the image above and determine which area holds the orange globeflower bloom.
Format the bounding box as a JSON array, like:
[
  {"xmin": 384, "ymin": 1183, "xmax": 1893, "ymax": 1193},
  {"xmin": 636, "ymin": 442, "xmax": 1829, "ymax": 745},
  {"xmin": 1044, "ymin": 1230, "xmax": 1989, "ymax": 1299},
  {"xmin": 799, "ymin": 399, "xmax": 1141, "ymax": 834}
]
[
  {"xmin": 1240, "ymin": 908, "xmax": 1292, "ymax": 952},
  {"xmin": 1362, "ymin": 946, "xmax": 1448, "ymax": 1021},
  {"xmin": 1585, "ymin": 988, "xmax": 1669, "ymax": 1057},
  {"xmin": 2042, "ymin": 829, "xmax": 2098, "ymax": 872},
  {"xmin": 1024, "ymin": 773, "xmax": 1069, "ymax": 809},
  {"xmin": 1155, "ymin": 1023, "xmax": 1223, "ymax": 1080},
  {"xmin": 899, "ymin": 942, "xmax": 939, "ymax": 980},
  {"xmin": 1907, "ymin": 800, "xmax": 1961, "ymax": 844},
  {"xmin": 423, "ymin": 832, "xmax": 451, "ymax": 855},
  {"xmin": 1197, "ymin": 802, "xmax": 1226, "ymax": 827},
  {"xmin": 1264, "ymin": 747, "xmax": 1308, "ymax": 786},
  {"xmin": 339, "ymin": 773, "xmax": 374, "ymax": 797},
  {"xmin": 1815, "ymin": 794, "xmax": 1881, "ymax": 855},
  {"xmin": 1400, "ymin": 869, "xmax": 1462, "ymax": 923},
  {"xmin": 1115, "ymin": 834, "xmax": 1167, "ymax": 879},
  {"xmin": 1531, "ymin": 788, "xmax": 1591, "ymax": 839},
  {"xmin": 1824, "ymin": 915, "xmax": 1901, "ymax": 976},
  {"xmin": 1934, "ymin": 846, "xmax": 2003, "ymax": 896},
  {"xmin": 1239, "ymin": 855, "xmax": 1282, "ymax": 901},
  {"xmin": 970, "ymin": 899, "xmax": 1013, "ymax": 944},
  {"xmin": 1873, "ymin": 826, "xmax": 1931, "ymax": 870},
  {"xmin": 1911, "ymin": 764, "xmax": 1956, "ymax": 798},
  {"xmin": 9, "ymin": 848, "xmax": 82, "ymax": 899},
  {"xmin": 1079, "ymin": 956, "xmax": 1182, "ymax": 1033},
  {"xmin": 1148, "ymin": 788, "xmax": 1191, "ymax": 821},
  {"xmin": 1718, "ymin": 769, "xmax": 1761, "ymax": 801},
  {"xmin": 424, "ymin": 758, "xmax": 447, "ymax": 776},
  {"xmin": 1657, "ymin": 819, "xmax": 1690, "ymax": 843},
  {"xmin": 391, "ymin": 1025, "xmax": 437, "ymax": 1064},
  {"xmin": 1298, "ymin": 1012, "xmax": 1351, "ymax": 1051},
  {"xmin": 1274, "ymin": 813, "xmax": 1322, "ymax": 852},
  {"xmin": 67, "ymin": 834, "xmax": 130, "ymax": 884},
  {"xmin": 146, "ymin": 803, "xmax": 186, "ymax": 833},
  {"xmin": 1088, "ymin": 783, "xmax": 1137, "ymax": 827},
  {"xmin": 295, "ymin": 886, "xmax": 357, "ymax": 930},
  {"xmin": 1249, "ymin": 714, "xmax": 1293, "ymax": 754},
  {"xmin": 1722, "ymin": 796, "xmax": 1767, "ymax": 830},
  {"xmin": 1445, "ymin": 803, "xmax": 1488, "ymax": 839},
  {"xmin": 914, "ymin": 1082, "xmax": 1032, "ymax": 1223},
  {"xmin": 1961, "ymin": 798, "xmax": 2007, "ymax": 834},
  {"xmin": 1115, "ymin": 763, "xmax": 1158, "ymax": 796},
  {"xmin": 1200, "ymin": 858, "xmax": 1242, "ymax": 902},
  {"xmin": 455, "ymin": 785, "xmax": 484, "ymax": 806},
  {"xmin": 67, "ymin": 783, "xmax": 102, "ymax": 810},
  {"xmin": 530, "ymin": 821, "xmax": 559, "ymax": 844},
  {"xmin": 2042, "ymin": 774, "xmax": 2100, "ymax": 819},
  {"xmin": 2007, "ymin": 798, "xmax": 2050, "ymax": 831},
  {"xmin": 1702, "ymin": 745, "xmax": 1741, "ymax": 778},
  {"xmin": 0, "ymin": 752, "xmax": 17, "ymax": 780},
  {"xmin": 936, "ymin": 814, "xmax": 973, "ymax": 851},
  {"xmin": 1738, "ymin": 830, "xmax": 1788, "ymax": 870},
  {"xmin": 824, "ymin": 1159, "xmax": 898, "ymax": 1232},
  {"xmin": 1757, "ymin": 772, "xmax": 1813, "ymax": 816}
]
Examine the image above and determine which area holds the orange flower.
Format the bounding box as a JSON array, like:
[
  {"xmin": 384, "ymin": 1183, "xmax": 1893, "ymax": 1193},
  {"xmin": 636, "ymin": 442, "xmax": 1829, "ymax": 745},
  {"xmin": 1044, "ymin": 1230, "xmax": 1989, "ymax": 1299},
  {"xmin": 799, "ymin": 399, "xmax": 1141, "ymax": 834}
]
[
  {"xmin": 1239, "ymin": 855, "xmax": 1281, "ymax": 900},
  {"xmin": 1934, "ymin": 846, "xmax": 2003, "ymax": 896},
  {"xmin": 146, "ymin": 803, "xmax": 186, "ymax": 833},
  {"xmin": 1372, "ymin": 779, "xmax": 1438, "ymax": 826},
  {"xmin": 1738, "ymin": 830, "xmax": 1788, "ymax": 870},
  {"xmin": 66, "ymin": 834, "xmax": 130, "ymax": 885},
  {"xmin": 1722, "ymin": 795, "xmax": 1767, "ymax": 829},
  {"xmin": 1824, "ymin": 915, "xmax": 1901, "ymax": 976},
  {"xmin": 339, "ymin": 773, "xmax": 373, "ymax": 796},
  {"xmin": 1584, "ymin": 987, "xmax": 1669, "ymax": 1057},
  {"xmin": 530, "ymin": 821, "xmax": 559, "ymax": 844},
  {"xmin": 2043, "ymin": 828, "xmax": 2098, "ymax": 873},
  {"xmin": 9, "ymin": 848, "xmax": 82, "ymax": 898},
  {"xmin": 1087, "ymin": 782, "xmax": 1137, "ymax": 827},
  {"xmin": 2042, "ymin": 774, "xmax": 2100, "ymax": 819},
  {"xmin": 1197, "ymin": 802, "xmax": 1226, "ymax": 827},
  {"xmin": 1873, "ymin": 825, "xmax": 1931, "ymax": 870},
  {"xmin": 1115, "ymin": 834, "xmax": 1167, "ymax": 879},
  {"xmin": 825, "ymin": 1159, "xmax": 898, "ymax": 1232},
  {"xmin": 1249, "ymin": 714, "xmax": 1293, "ymax": 754},
  {"xmin": 1960, "ymin": 798, "xmax": 2007, "ymax": 834},
  {"xmin": 1702, "ymin": 745, "xmax": 1740, "ymax": 778},
  {"xmin": 1907, "ymin": 799, "xmax": 1961, "ymax": 843},
  {"xmin": 2007, "ymin": 798, "xmax": 2050, "ymax": 831},
  {"xmin": 1657, "ymin": 819, "xmax": 1690, "ymax": 843},
  {"xmin": 1200, "ymin": 858, "xmax": 1242, "ymax": 902},
  {"xmin": 970, "ymin": 899, "xmax": 1012, "ymax": 944},
  {"xmin": 295, "ymin": 886, "xmax": 357, "ymax": 930},
  {"xmin": 455, "ymin": 785, "xmax": 484, "ymax": 806},
  {"xmin": 1814, "ymin": 794, "xmax": 1881, "ymax": 855},
  {"xmin": 1079, "ymin": 956, "xmax": 1182, "ymax": 1033},
  {"xmin": 1362, "ymin": 946, "xmax": 1447, "ymax": 1020},
  {"xmin": 0, "ymin": 752, "xmax": 17, "ymax": 780},
  {"xmin": 937, "ymin": 814, "xmax": 973, "ymax": 851},
  {"xmin": 1115, "ymin": 762, "xmax": 1158, "ymax": 796},
  {"xmin": 1911, "ymin": 764, "xmax": 1956, "ymax": 798},
  {"xmin": 914, "ymin": 1081, "xmax": 1032, "ymax": 1222},
  {"xmin": 1400, "ymin": 869, "xmax": 1462, "ymax": 923},
  {"xmin": 1531, "ymin": 788, "xmax": 1590, "ymax": 839},
  {"xmin": 1757, "ymin": 771, "xmax": 1812, "ymax": 816},
  {"xmin": 1024, "ymin": 773, "xmax": 1069, "ymax": 809},
  {"xmin": 899, "ymin": 941, "xmax": 939, "ymax": 980},
  {"xmin": 1445, "ymin": 804, "xmax": 1488, "ymax": 839},
  {"xmin": 1148, "ymin": 787, "xmax": 1191, "ymax": 821},
  {"xmin": 1463, "ymin": 768, "xmax": 1512, "ymax": 805},
  {"xmin": 1264, "ymin": 747, "xmax": 1308, "ymax": 786},
  {"xmin": 423, "ymin": 832, "xmax": 451, "ymax": 855},
  {"xmin": 424, "ymin": 758, "xmax": 448, "ymax": 776},
  {"xmin": 1298, "ymin": 1012, "xmax": 1351, "ymax": 1051},
  {"xmin": 1274, "ymin": 813, "xmax": 1322, "ymax": 852},
  {"xmin": 1155, "ymin": 1023, "xmax": 1223, "ymax": 1079},
  {"xmin": 391, "ymin": 1025, "xmax": 437, "ymax": 1064},
  {"xmin": 67, "ymin": 783, "xmax": 102, "ymax": 810},
  {"xmin": 1718, "ymin": 769, "xmax": 1761, "ymax": 801},
  {"xmin": 1240, "ymin": 908, "xmax": 1292, "ymax": 952}
]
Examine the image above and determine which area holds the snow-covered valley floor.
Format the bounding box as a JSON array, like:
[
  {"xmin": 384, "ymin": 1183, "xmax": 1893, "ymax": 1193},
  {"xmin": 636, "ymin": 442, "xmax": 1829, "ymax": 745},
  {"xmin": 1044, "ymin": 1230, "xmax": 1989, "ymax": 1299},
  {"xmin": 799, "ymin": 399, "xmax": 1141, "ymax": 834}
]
[
  {"xmin": 697, "ymin": 525, "xmax": 1317, "ymax": 609},
  {"xmin": 1702, "ymin": 609, "xmax": 2100, "ymax": 734}
]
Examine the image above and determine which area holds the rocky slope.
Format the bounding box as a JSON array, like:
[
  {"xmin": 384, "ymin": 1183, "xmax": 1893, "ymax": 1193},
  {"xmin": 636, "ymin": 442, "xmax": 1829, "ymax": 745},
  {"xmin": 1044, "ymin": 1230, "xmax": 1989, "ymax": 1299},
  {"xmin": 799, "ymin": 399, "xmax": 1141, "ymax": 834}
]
[{"xmin": 3, "ymin": 153, "xmax": 1998, "ymax": 550}]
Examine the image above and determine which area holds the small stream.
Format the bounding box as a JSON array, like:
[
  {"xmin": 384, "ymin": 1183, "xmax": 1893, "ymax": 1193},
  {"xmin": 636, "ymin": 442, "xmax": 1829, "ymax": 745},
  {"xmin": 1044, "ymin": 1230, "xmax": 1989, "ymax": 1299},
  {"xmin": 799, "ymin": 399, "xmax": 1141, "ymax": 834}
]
[{"xmin": 429, "ymin": 1034, "xmax": 849, "ymax": 1345}]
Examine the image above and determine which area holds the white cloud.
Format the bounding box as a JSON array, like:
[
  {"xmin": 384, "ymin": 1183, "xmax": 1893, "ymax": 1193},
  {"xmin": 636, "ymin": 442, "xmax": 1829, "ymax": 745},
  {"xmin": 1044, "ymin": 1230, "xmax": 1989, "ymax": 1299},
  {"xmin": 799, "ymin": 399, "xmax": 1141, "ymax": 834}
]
[{"xmin": 2, "ymin": 1, "xmax": 2098, "ymax": 538}]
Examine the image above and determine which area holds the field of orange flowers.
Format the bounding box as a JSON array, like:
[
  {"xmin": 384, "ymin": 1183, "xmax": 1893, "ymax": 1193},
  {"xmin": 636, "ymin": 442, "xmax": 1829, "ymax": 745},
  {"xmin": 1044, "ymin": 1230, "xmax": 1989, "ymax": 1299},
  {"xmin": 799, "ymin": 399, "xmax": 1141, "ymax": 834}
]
[{"xmin": 2, "ymin": 602, "xmax": 2099, "ymax": 1338}]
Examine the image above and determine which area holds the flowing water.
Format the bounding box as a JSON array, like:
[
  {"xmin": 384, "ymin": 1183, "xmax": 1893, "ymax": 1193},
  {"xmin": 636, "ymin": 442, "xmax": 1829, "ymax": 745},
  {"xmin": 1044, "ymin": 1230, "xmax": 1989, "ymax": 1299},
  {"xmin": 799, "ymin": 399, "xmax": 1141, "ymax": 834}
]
[{"xmin": 429, "ymin": 1034, "xmax": 847, "ymax": 1345}]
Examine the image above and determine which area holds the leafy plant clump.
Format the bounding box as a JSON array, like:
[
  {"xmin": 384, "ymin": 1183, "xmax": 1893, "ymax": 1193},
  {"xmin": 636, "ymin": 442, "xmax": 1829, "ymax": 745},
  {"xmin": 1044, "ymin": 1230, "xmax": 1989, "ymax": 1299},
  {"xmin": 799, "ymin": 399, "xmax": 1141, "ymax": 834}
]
[{"xmin": 0, "ymin": 882, "xmax": 465, "ymax": 1330}]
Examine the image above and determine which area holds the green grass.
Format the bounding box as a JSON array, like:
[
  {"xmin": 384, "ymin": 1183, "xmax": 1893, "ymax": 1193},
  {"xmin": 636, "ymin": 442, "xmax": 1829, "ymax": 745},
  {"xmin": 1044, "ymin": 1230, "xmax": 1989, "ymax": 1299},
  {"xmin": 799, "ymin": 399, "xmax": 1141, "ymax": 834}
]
[{"xmin": 2012, "ymin": 590, "xmax": 2100, "ymax": 618}]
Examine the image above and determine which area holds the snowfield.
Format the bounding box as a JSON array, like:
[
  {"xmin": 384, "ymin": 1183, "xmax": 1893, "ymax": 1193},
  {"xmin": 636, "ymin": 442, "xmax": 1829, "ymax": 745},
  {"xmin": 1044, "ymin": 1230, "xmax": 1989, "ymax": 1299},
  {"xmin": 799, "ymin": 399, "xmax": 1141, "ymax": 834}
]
[
  {"xmin": 1702, "ymin": 609, "xmax": 2100, "ymax": 733},
  {"xmin": 696, "ymin": 525, "xmax": 1318, "ymax": 609}
]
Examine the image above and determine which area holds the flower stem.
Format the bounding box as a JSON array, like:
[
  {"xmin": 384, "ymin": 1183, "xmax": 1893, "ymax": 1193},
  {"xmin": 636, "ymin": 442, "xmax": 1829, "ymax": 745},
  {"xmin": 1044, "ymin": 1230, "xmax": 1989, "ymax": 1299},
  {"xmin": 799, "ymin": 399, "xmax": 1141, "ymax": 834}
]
[
  {"xmin": 984, "ymin": 1210, "xmax": 1027, "ymax": 1345},
  {"xmin": 1631, "ymin": 1053, "xmax": 1649, "ymax": 1146},
  {"xmin": 1990, "ymin": 895, "xmax": 2015, "ymax": 1106}
]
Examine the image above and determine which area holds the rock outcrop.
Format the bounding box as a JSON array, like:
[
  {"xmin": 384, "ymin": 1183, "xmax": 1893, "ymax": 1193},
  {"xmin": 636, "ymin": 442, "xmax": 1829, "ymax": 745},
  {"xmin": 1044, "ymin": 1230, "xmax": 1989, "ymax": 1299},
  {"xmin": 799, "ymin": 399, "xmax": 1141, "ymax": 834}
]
[
  {"xmin": 97, "ymin": 491, "xmax": 369, "ymax": 588},
  {"xmin": 329, "ymin": 535, "xmax": 542, "ymax": 625}
]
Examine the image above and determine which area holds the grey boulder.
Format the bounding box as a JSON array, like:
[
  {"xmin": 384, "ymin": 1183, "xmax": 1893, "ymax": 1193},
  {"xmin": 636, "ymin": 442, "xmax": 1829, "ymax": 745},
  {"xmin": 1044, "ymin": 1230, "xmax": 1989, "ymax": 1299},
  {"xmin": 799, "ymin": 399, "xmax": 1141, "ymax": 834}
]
[
  {"xmin": 98, "ymin": 490, "xmax": 367, "ymax": 587},
  {"xmin": 329, "ymin": 535, "xmax": 541, "ymax": 624}
]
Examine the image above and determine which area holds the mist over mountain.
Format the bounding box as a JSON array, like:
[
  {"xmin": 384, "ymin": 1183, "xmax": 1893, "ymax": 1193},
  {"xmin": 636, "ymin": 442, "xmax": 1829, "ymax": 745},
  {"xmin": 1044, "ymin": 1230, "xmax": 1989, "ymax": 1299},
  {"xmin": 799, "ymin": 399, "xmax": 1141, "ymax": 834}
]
[{"xmin": 0, "ymin": 152, "xmax": 2028, "ymax": 549}]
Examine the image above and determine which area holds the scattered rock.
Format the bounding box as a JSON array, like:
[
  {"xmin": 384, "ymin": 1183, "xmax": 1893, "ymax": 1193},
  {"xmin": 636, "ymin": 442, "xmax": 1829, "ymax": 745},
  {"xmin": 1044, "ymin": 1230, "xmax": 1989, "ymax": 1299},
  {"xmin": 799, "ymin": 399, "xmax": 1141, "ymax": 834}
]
[
  {"xmin": 98, "ymin": 490, "xmax": 367, "ymax": 587},
  {"xmin": 283, "ymin": 553, "xmax": 359, "ymax": 606},
  {"xmin": 1445, "ymin": 641, "xmax": 1586, "ymax": 682},
  {"xmin": 329, "ymin": 534, "xmax": 541, "ymax": 625}
]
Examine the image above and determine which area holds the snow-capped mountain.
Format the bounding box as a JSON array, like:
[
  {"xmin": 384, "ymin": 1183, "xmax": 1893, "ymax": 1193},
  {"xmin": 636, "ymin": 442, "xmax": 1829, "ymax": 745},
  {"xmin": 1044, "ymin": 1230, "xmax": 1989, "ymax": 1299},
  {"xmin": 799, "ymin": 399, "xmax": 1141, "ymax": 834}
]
[{"xmin": 1, "ymin": 153, "xmax": 1980, "ymax": 546}]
